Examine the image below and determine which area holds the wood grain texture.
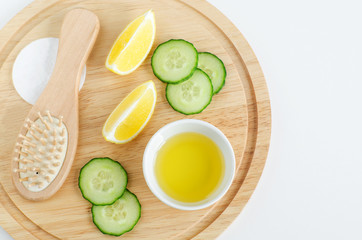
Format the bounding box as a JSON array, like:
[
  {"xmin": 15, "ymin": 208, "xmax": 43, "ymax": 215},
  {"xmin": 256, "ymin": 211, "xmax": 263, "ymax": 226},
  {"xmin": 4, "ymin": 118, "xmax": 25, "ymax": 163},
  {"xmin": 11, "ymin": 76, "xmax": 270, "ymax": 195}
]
[{"xmin": 0, "ymin": 0, "xmax": 271, "ymax": 239}]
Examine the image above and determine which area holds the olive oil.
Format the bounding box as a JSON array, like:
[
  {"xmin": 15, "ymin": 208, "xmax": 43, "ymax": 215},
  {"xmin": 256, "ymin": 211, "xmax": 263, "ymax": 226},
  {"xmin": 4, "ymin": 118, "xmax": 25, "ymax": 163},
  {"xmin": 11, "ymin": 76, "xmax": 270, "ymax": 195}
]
[{"xmin": 155, "ymin": 132, "xmax": 224, "ymax": 203}]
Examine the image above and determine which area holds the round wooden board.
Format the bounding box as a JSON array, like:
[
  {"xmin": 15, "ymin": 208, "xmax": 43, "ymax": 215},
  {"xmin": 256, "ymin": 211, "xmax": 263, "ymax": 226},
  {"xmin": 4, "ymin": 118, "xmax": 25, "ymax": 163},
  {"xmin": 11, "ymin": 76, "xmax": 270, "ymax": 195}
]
[{"xmin": 0, "ymin": 0, "xmax": 271, "ymax": 239}]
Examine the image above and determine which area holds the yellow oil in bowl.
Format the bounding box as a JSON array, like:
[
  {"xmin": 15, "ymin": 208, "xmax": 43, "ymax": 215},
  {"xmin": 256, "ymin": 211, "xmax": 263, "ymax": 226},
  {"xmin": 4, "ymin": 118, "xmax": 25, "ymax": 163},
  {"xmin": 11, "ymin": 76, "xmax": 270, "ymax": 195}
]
[{"xmin": 155, "ymin": 132, "xmax": 225, "ymax": 203}]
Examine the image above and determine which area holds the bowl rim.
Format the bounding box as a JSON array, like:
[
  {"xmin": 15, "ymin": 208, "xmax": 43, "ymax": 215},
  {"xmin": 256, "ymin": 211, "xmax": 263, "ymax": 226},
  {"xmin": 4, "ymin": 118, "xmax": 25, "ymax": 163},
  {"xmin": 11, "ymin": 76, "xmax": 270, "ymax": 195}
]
[{"xmin": 143, "ymin": 119, "xmax": 235, "ymax": 211}]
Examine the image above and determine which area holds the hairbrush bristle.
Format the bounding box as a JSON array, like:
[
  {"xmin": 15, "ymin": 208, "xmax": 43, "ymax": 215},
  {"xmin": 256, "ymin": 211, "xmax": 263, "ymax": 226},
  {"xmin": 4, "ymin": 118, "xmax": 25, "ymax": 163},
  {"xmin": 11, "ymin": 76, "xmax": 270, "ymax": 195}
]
[
  {"xmin": 52, "ymin": 137, "xmax": 56, "ymax": 146},
  {"xmin": 15, "ymin": 149, "xmax": 28, "ymax": 157},
  {"xmin": 49, "ymin": 146, "xmax": 55, "ymax": 153},
  {"xmin": 58, "ymin": 116, "xmax": 63, "ymax": 127},
  {"xmin": 22, "ymin": 158, "xmax": 34, "ymax": 164},
  {"xmin": 24, "ymin": 148, "xmax": 36, "ymax": 155},
  {"xmin": 53, "ymin": 162, "xmax": 61, "ymax": 167},
  {"xmin": 46, "ymin": 111, "xmax": 53, "ymax": 123},
  {"xmin": 42, "ymin": 163, "xmax": 50, "ymax": 169},
  {"xmin": 24, "ymin": 140, "xmax": 36, "ymax": 148},
  {"xmin": 28, "ymin": 182, "xmax": 38, "ymax": 188},
  {"xmin": 33, "ymin": 155, "xmax": 43, "ymax": 163},
  {"xmin": 26, "ymin": 118, "xmax": 34, "ymax": 124},
  {"xmin": 16, "ymin": 142, "xmax": 27, "ymax": 149},
  {"xmin": 32, "ymin": 123, "xmax": 43, "ymax": 134},
  {"xmin": 61, "ymin": 128, "xmax": 65, "ymax": 137},
  {"xmin": 38, "ymin": 148, "xmax": 45, "ymax": 155},
  {"xmin": 38, "ymin": 112, "xmax": 51, "ymax": 130},
  {"xmin": 18, "ymin": 134, "xmax": 31, "ymax": 141},
  {"xmin": 40, "ymin": 137, "xmax": 47, "ymax": 146},
  {"xmin": 45, "ymin": 176, "xmax": 51, "ymax": 183},
  {"xmin": 13, "ymin": 110, "xmax": 68, "ymax": 192},
  {"xmin": 19, "ymin": 177, "xmax": 28, "ymax": 182},
  {"xmin": 43, "ymin": 130, "xmax": 49, "ymax": 138}
]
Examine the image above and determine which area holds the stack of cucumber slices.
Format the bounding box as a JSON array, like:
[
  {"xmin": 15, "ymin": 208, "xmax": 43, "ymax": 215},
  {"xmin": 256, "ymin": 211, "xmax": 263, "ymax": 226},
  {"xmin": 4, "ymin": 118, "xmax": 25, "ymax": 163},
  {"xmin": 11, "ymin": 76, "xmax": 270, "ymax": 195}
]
[
  {"xmin": 151, "ymin": 39, "xmax": 226, "ymax": 115},
  {"xmin": 78, "ymin": 157, "xmax": 141, "ymax": 236}
]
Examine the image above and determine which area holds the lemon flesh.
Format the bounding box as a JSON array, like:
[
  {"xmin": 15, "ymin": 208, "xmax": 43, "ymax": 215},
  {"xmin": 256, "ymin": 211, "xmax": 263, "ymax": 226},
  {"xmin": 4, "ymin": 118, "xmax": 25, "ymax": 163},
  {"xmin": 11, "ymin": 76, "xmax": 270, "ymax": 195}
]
[
  {"xmin": 102, "ymin": 80, "xmax": 157, "ymax": 144},
  {"xmin": 106, "ymin": 10, "xmax": 156, "ymax": 75}
]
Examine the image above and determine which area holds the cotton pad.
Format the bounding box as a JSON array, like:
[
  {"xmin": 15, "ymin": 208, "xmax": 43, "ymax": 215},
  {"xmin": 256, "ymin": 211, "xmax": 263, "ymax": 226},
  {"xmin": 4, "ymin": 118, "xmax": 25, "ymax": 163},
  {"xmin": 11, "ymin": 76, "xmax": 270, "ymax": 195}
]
[{"xmin": 12, "ymin": 37, "xmax": 86, "ymax": 105}]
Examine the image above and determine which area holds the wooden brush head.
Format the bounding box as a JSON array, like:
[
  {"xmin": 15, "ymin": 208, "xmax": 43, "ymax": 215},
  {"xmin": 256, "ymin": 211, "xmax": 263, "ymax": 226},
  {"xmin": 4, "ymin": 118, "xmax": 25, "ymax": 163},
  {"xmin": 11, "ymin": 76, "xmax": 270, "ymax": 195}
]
[{"xmin": 12, "ymin": 9, "xmax": 100, "ymax": 201}]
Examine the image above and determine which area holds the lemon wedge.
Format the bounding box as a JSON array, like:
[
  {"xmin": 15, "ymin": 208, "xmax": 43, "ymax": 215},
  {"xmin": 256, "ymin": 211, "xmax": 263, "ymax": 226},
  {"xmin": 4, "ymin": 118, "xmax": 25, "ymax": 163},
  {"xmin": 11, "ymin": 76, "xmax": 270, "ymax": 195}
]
[
  {"xmin": 106, "ymin": 10, "xmax": 156, "ymax": 75},
  {"xmin": 102, "ymin": 80, "xmax": 157, "ymax": 144}
]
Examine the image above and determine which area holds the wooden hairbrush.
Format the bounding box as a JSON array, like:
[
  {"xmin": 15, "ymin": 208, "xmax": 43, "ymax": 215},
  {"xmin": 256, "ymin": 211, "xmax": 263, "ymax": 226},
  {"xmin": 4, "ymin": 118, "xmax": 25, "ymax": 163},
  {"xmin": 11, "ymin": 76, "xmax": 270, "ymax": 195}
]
[{"xmin": 11, "ymin": 9, "xmax": 99, "ymax": 201}]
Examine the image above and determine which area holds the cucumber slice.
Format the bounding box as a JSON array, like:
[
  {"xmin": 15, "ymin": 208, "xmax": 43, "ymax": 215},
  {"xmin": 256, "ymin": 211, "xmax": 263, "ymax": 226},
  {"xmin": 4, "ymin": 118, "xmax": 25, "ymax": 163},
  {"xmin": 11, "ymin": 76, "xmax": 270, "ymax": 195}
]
[
  {"xmin": 79, "ymin": 157, "xmax": 127, "ymax": 205},
  {"xmin": 166, "ymin": 68, "xmax": 213, "ymax": 115},
  {"xmin": 92, "ymin": 189, "xmax": 141, "ymax": 236},
  {"xmin": 151, "ymin": 39, "xmax": 198, "ymax": 84},
  {"xmin": 198, "ymin": 52, "xmax": 226, "ymax": 94}
]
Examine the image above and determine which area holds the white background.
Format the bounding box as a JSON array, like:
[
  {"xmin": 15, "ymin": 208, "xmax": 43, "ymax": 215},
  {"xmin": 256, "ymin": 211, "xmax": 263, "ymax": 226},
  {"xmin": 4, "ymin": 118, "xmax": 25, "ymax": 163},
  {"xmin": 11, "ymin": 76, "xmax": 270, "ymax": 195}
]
[{"xmin": 1, "ymin": 0, "xmax": 362, "ymax": 239}]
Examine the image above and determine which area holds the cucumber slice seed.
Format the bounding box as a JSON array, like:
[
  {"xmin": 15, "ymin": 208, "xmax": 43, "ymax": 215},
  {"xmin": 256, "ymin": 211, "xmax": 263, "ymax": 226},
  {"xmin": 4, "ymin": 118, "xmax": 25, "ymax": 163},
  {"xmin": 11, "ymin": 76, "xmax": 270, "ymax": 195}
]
[
  {"xmin": 151, "ymin": 39, "xmax": 198, "ymax": 84},
  {"xmin": 92, "ymin": 189, "xmax": 141, "ymax": 236},
  {"xmin": 78, "ymin": 157, "xmax": 127, "ymax": 206},
  {"xmin": 198, "ymin": 52, "xmax": 226, "ymax": 94},
  {"xmin": 166, "ymin": 69, "xmax": 213, "ymax": 115}
]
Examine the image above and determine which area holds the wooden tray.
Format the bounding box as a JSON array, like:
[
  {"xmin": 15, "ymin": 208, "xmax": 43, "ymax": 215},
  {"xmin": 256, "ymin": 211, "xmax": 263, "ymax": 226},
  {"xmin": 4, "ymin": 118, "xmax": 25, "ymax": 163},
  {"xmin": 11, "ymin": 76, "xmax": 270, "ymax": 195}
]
[{"xmin": 0, "ymin": 0, "xmax": 271, "ymax": 239}]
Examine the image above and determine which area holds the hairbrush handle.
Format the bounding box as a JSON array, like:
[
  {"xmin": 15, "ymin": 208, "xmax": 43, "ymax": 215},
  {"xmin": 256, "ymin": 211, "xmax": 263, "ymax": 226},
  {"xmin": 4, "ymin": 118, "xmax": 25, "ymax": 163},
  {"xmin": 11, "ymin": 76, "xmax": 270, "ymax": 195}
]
[{"xmin": 39, "ymin": 9, "xmax": 99, "ymax": 106}]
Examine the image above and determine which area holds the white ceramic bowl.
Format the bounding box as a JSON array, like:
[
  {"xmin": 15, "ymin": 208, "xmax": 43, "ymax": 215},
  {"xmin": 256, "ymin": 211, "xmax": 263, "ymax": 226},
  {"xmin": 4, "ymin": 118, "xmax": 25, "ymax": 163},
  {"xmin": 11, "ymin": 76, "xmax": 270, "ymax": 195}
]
[{"xmin": 143, "ymin": 119, "xmax": 235, "ymax": 210}]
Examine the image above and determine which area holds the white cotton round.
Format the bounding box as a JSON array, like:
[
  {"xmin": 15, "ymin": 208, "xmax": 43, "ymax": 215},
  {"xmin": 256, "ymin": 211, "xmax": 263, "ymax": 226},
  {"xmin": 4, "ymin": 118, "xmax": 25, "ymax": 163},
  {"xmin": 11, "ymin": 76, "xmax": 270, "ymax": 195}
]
[{"xmin": 12, "ymin": 37, "xmax": 86, "ymax": 105}]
